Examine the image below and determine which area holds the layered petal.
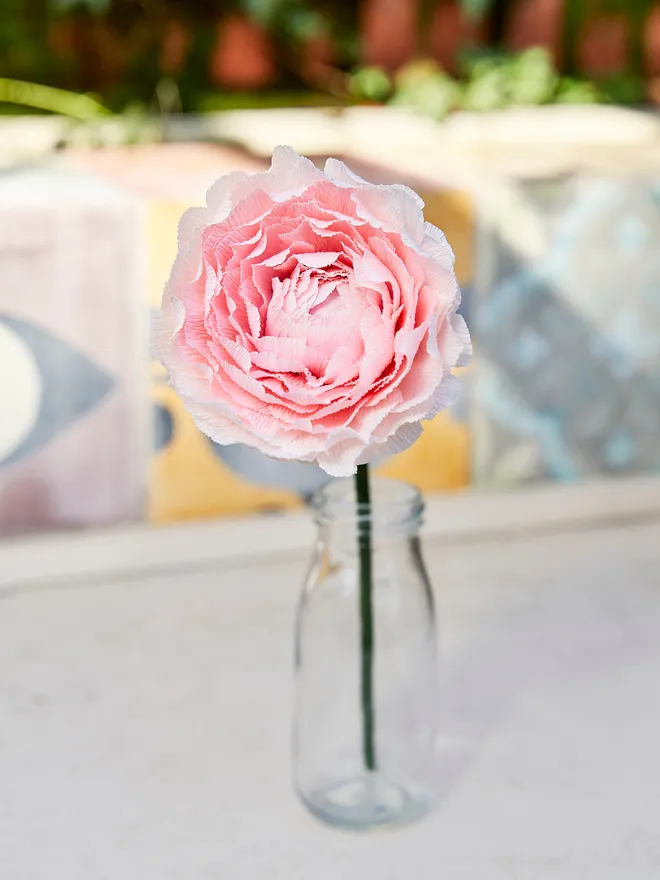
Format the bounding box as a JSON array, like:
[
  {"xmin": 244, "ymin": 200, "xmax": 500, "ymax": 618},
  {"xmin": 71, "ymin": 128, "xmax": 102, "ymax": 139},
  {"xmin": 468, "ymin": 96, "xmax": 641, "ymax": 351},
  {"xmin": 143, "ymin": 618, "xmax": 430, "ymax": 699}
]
[{"xmin": 157, "ymin": 147, "xmax": 471, "ymax": 476}]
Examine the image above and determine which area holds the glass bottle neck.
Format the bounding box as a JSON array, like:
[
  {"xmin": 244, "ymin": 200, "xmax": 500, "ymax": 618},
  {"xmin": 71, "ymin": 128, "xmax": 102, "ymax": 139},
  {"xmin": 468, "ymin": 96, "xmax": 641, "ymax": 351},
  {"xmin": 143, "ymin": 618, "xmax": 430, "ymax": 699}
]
[{"xmin": 311, "ymin": 477, "xmax": 424, "ymax": 543}]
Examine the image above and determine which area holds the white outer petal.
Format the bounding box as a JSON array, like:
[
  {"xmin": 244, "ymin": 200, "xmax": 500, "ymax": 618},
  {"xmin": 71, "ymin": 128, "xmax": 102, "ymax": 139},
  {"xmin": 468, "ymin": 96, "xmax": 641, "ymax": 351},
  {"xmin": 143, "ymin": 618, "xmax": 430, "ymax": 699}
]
[
  {"xmin": 153, "ymin": 216, "xmax": 204, "ymax": 363},
  {"xmin": 178, "ymin": 205, "xmax": 209, "ymax": 246},
  {"xmin": 451, "ymin": 313, "xmax": 472, "ymax": 367},
  {"xmin": 269, "ymin": 145, "xmax": 326, "ymax": 198},
  {"xmin": 205, "ymin": 145, "xmax": 325, "ymax": 226},
  {"xmin": 421, "ymin": 373, "xmax": 462, "ymax": 421},
  {"xmin": 324, "ymin": 156, "xmax": 426, "ymax": 244},
  {"xmin": 369, "ymin": 421, "xmax": 424, "ymax": 461},
  {"xmin": 205, "ymin": 171, "xmax": 251, "ymax": 223},
  {"xmin": 420, "ymin": 221, "xmax": 456, "ymax": 270},
  {"xmin": 323, "ymin": 157, "xmax": 371, "ymax": 187}
]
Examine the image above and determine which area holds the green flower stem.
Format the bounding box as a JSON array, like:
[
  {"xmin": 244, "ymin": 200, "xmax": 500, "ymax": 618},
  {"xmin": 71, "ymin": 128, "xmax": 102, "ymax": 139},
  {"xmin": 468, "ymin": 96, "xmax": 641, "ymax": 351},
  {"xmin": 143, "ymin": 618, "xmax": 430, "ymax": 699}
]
[{"xmin": 356, "ymin": 463, "xmax": 376, "ymax": 772}]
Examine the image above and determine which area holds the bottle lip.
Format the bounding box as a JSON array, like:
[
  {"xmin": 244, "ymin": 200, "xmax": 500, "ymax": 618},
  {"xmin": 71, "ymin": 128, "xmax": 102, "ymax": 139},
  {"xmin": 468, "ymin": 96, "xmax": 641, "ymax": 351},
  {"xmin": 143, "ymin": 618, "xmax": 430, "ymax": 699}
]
[{"xmin": 310, "ymin": 477, "xmax": 424, "ymax": 529}]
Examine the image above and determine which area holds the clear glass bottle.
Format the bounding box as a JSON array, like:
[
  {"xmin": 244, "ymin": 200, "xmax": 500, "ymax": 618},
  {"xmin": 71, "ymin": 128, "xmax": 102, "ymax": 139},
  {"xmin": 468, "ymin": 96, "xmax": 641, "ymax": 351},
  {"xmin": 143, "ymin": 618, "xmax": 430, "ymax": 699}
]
[{"xmin": 293, "ymin": 477, "xmax": 439, "ymax": 830}]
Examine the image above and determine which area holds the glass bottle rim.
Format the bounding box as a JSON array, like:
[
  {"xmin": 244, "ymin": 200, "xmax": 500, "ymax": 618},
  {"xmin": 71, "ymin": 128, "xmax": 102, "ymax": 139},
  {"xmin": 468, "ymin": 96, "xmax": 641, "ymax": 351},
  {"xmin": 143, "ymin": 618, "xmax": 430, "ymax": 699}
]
[{"xmin": 310, "ymin": 476, "xmax": 424, "ymax": 530}]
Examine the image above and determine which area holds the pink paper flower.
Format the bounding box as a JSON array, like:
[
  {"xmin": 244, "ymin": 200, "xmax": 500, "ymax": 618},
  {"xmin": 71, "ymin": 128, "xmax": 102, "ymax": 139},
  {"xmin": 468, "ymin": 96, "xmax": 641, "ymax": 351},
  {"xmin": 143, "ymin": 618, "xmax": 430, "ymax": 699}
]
[{"xmin": 156, "ymin": 146, "xmax": 470, "ymax": 477}]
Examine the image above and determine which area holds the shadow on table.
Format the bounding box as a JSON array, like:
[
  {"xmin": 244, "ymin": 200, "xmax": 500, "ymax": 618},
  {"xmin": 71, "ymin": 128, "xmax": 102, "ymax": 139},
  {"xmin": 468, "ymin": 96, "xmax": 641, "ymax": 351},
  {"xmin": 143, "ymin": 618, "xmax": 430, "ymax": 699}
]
[{"xmin": 432, "ymin": 538, "xmax": 657, "ymax": 804}]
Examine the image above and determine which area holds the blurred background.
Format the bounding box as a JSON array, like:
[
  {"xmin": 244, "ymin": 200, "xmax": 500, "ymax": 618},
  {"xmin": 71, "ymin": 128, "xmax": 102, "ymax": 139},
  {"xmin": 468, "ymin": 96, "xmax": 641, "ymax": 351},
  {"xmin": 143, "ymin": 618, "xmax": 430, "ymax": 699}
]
[{"xmin": 2, "ymin": 0, "xmax": 660, "ymax": 536}]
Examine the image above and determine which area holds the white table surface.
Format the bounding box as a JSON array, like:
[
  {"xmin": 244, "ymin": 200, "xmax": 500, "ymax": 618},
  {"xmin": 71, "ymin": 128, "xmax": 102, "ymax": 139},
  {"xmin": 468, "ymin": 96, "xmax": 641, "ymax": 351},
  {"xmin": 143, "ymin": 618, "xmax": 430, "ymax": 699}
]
[{"xmin": 1, "ymin": 479, "xmax": 660, "ymax": 879}]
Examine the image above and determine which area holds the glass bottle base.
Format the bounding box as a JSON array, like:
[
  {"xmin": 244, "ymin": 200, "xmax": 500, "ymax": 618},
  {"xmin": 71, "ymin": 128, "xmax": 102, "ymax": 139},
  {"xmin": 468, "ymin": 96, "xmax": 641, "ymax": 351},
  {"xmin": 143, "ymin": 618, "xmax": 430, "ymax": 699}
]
[{"xmin": 299, "ymin": 775, "xmax": 430, "ymax": 831}]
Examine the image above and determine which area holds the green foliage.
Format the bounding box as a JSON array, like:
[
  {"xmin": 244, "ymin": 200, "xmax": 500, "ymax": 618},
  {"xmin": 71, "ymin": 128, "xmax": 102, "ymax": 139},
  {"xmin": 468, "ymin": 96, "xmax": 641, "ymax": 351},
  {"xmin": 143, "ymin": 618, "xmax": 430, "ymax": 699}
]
[
  {"xmin": 0, "ymin": 0, "xmax": 48, "ymax": 80},
  {"xmin": 51, "ymin": 0, "xmax": 111, "ymax": 12},
  {"xmin": 391, "ymin": 48, "xmax": 609, "ymax": 120},
  {"xmin": 394, "ymin": 59, "xmax": 446, "ymax": 92},
  {"xmin": 461, "ymin": 58, "xmax": 509, "ymax": 110},
  {"xmin": 461, "ymin": 48, "xmax": 558, "ymax": 110},
  {"xmin": 242, "ymin": 0, "xmax": 284, "ymax": 23},
  {"xmin": 244, "ymin": 0, "xmax": 326, "ymax": 41},
  {"xmin": 555, "ymin": 77, "xmax": 601, "ymax": 104},
  {"xmin": 458, "ymin": 0, "xmax": 496, "ymax": 21},
  {"xmin": 348, "ymin": 66, "xmax": 392, "ymax": 103},
  {"xmin": 0, "ymin": 0, "xmax": 649, "ymax": 122},
  {"xmin": 239, "ymin": 0, "xmax": 357, "ymax": 63},
  {"xmin": 390, "ymin": 60, "xmax": 462, "ymax": 120},
  {"xmin": 195, "ymin": 89, "xmax": 339, "ymax": 112},
  {"xmin": 508, "ymin": 47, "xmax": 559, "ymax": 104},
  {"xmin": 597, "ymin": 74, "xmax": 646, "ymax": 105}
]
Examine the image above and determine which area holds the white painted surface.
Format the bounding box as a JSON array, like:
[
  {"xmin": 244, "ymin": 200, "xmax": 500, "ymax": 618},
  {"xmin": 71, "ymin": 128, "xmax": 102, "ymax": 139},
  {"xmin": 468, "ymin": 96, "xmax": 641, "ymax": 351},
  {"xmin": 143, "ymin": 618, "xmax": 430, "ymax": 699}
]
[
  {"xmin": 5, "ymin": 106, "xmax": 660, "ymax": 176},
  {"xmin": 2, "ymin": 475, "xmax": 660, "ymax": 591},
  {"xmin": 1, "ymin": 486, "xmax": 659, "ymax": 878}
]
